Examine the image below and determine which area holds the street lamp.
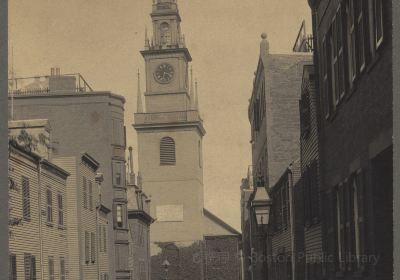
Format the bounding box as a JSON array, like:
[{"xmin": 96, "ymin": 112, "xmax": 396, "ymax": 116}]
[
  {"xmin": 161, "ymin": 260, "xmax": 170, "ymax": 280},
  {"xmin": 251, "ymin": 175, "xmax": 272, "ymax": 229}
]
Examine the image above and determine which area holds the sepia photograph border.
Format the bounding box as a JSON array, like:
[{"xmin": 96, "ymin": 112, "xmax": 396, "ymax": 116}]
[{"xmin": 0, "ymin": 0, "xmax": 399, "ymax": 279}]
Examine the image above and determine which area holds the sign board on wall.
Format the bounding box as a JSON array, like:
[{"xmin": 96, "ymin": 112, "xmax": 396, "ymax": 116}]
[{"xmin": 156, "ymin": 205, "xmax": 184, "ymax": 222}]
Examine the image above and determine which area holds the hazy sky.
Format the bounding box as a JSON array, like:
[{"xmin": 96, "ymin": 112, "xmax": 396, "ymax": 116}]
[{"xmin": 9, "ymin": 0, "xmax": 311, "ymax": 230}]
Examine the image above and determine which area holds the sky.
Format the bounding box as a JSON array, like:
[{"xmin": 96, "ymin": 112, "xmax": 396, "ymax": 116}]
[{"xmin": 9, "ymin": 0, "xmax": 311, "ymax": 231}]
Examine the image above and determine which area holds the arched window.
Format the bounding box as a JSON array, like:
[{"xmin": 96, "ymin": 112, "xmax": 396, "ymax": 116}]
[{"xmin": 160, "ymin": 137, "xmax": 176, "ymax": 165}]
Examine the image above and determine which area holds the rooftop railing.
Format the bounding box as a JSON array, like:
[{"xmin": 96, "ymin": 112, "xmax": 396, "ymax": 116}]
[{"xmin": 8, "ymin": 73, "xmax": 93, "ymax": 96}]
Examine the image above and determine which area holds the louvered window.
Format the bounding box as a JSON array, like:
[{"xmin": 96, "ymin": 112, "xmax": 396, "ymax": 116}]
[
  {"xmin": 160, "ymin": 137, "xmax": 176, "ymax": 165},
  {"xmin": 22, "ymin": 177, "xmax": 31, "ymax": 221}
]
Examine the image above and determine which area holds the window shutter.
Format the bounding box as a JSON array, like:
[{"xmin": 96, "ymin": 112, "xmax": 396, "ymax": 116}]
[
  {"xmin": 356, "ymin": 171, "xmax": 366, "ymax": 270},
  {"xmin": 103, "ymin": 225, "xmax": 107, "ymax": 252},
  {"xmin": 160, "ymin": 137, "xmax": 176, "ymax": 165},
  {"xmin": 9, "ymin": 254, "xmax": 17, "ymax": 280},
  {"xmin": 91, "ymin": 232, "xmax": 96, "ymax": 263},
  {"xmin": 46, "ymin": 189, "xmax": 53, "ymax": 223},
  {"xmin": 89, "ymin": 181, "xmax": 93, "ymax": 211},
  {"xmin": 58, "ymin": 194, "xmax": 64, "ymax": 226},
  {"xmin": 85, "ymin": 231, "xmax": 90, "ymax": 263},
  {"xmin": 22, "ymin": 177, "xmax": 30, "ymax": 220},
  {"xmin": 48, "ymin": 257, "xmax": 54, "ymax": 280},
  {"xmin": 31, "ymin": 256, "xmax": 36, "ymax": 280},
  {"xmin": 60, "ymin": 258, "xmax": 66, "ymax": 280},
  {"xmin": 83, "ymin": 177, "xmax": 87, "ymax": 209}
]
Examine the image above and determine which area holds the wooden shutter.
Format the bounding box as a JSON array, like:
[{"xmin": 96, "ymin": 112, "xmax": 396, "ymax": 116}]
[
  {"xmin": 22, "ymin": 177, "xmax": 30, "ymax": 220},
  {"xmin": 9, "ymin": 254, "xmax": 17, "ymax": 280},
  {"xmin": 83, "ymin": 177, "xmax": 87, "ymax": 209},
  {"xmin": 103, "ymin": 225, "xmax": 107, "ymax": 252},
  {"xmin": 160, "ymin": 137, "xmax": 176, "ymax": 165},
  {"xmin": 58, "ymin": 194, "xmax": 64, "ymax": 226},
  {"xmin": 91, "ymin": 232, "xmax": 96, "ymax": 263},
  {"xmin": 89, "ymin": 181, "xmax": 93, "ymax": 211},
  {"xmin": 85, "ymin": 231, "xmax": 90, "ymax": 263},
  {"xmin": 46, "ymin": 189, "xmax": 53, "ymax": 223},
  {"xmin": 60, "ymin": 258, "xmax": 66, "ymax": 280}
]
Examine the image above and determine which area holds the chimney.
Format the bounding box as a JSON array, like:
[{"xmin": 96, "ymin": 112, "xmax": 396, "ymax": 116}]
[
  {"xmin": 128, "ymin": 146, "xmax": 136, "ymax": 185},
  {"xmin": 49, "ymin": 67, "xmax": 76, "ymax": 92}
]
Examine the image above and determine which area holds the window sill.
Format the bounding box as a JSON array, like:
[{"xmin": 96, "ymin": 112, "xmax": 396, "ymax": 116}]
[
  {"xmin": 46, "ymin": 222, "xmax": 54, "ymax": 227},
  {"xmin": 58, "ymin": 225, "xmax": 66, "ymax": 230}
]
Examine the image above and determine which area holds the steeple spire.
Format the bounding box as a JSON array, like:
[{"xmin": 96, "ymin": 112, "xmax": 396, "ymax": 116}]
[
  {"xmin": 145, "ymin": 26, "xmax": 150, "ymax": 49},
  {"xmin": 137, "ymin": 69, "xmax": 144, "ymax": 113},
  {"xmin": 195, "ymin": 79, "xmax": 199, "ymax": 111}
]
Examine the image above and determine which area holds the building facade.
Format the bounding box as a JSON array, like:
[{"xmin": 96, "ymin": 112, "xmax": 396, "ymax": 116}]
[
  {"xmin": 245, "ymin": 34, "xmax": 312, "ymax": 280},
  {"xmin": 127, "ymin": 154, "xmax": 154, "ymax": 280},
  {"xmin": 299, "ymin": 65, "xmax": 324, "ymax": 279},
  {"xmin": 8, "ymin": 133, "xmax": 69, "ymax": 280},
  {"xmin": 9, "ymin": 72, "xmax": 129, "ymax": 279},
  {"xmin": 53, "ymin": 153, "xmax": 106, "ymax": 280},
  {"xmin": 308, "ymin": 0, "xmax": 393, "ymax": 279}
]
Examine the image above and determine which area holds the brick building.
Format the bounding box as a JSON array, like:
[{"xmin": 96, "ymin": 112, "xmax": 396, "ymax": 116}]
[
  {"xmin": 245, "ymin": 33, "xmax": 311, "ymax": 280},
  {"xmin": 307, "ymin": 0, "xmax": 393, "ymax": 279}
]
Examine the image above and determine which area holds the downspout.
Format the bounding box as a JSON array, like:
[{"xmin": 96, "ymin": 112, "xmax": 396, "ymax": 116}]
[
  {"xmin": 288, "ymin": 164, "xmax": 296, "ymax": 280},
  {"xmin": 37, "ymin": 159, "xmax": 44, "ymax": 279}
]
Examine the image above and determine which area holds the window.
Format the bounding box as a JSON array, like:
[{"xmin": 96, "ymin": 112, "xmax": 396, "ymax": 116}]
[
  {"xmin": 347, "ymin": 0, "xmax": 357, "ymax": 83},
  {"xmin": 332, "ymin": 171, "xmax": 367, "ymax": 273},
  {"xmin": 85, "ymin": 231, "xmax": 90, "ymax": 263},
  {"xmin": 321, "ymin": 37, "xmax": 331, "ymax": 118},
  {"xmin": 83, "ymin": 177, "xmax": 88, "ymax": 209},
  {"xmin": 300, "ymin": 92, "xmax": 311, "ymax": 137},
  {"xmin": 89, "ymin": 180, "xmax": 93, "ymax": 211},
  {"xmin": 374, "ymin": 0, "xmax": 383, "ymax": 47},
  {"xmin": 60, "ymin": 258, "xmax": 66, "ymax": 280},
  {"xmin": 323, "ymin": 190, "xmax": 338, "ymax": 273},
  {"xmin": 112, "ymin": 119, "xmax": 124, "ymax": 146},
  {"xmin": 22, "ymin": 177, "xmax": 30, "ymax": 221},
  {"xmin": 272, "ymin": 182, "xmax": 290, "ymax": 233},
  {"xmin": 91, "ymin": 232, "xmax": 96, "ymax": 263},
  {"xmin": 304, "ymin": 161, "xmax": 320, "ymax": 226},
  {"xmin": 113, "ymin": 161, "xmax": 124, "ymax": 187},
  {"xmin": 58, "ymin": 194, "xmax": 64, "ymax": 226},
  {"xmin": 352, "ymin": 172, "xmax": 366, "ymax": 271},
  {"xmin": 355, "ymin": 0, "xmax": 366, "ymax": 72},
  {"xmin": 46, "ymin": 189, "xmax": 53, "ymax": 223},
  {"xmin": 48, "ymin": 257, "xmax": 54, "ymax": 280},
  {"xmin": 116, "ymin": 205, "xmax": 123, "ymax": 228},
  {"xmin": 9, "ymin": 254, "xmax": 17, "ymax": 280},
  {"xmin": 160, "ymin": 137, "xmax": 176, "ymax": 165},
  {"xmin": 24, "ymin": 254, "xmax": 36, "ymax": 280}
]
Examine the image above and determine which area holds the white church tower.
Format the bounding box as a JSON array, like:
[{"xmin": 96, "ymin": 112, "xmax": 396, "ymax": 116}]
[{"xmin": 133, "ymin": 0, "xmax": 206, "ymax": 270}]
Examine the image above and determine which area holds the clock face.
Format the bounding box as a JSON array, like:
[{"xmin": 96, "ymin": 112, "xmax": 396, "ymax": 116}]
[
  {"xmin": 160, "ymin": 22, "xmax": 170, "ymax": 32},
  {"xmin": 154, "ymin": 63, "xmax": 174, "ymax": 84}
]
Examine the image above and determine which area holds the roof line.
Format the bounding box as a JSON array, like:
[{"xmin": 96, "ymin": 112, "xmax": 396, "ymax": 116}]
[{"xmin": 203, "ymin": 208, "xmax": 241, "ymax": 235}]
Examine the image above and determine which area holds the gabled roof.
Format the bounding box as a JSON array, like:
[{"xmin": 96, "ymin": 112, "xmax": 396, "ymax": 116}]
[{"xmin": 203, "ymin": 208, "xmax": 241, "ymax": 236}]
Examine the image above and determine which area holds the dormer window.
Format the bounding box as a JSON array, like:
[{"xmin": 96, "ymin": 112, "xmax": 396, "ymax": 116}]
[{"xmin": 160, "ymin": 137, "xmax": 176, "ymax": 165}]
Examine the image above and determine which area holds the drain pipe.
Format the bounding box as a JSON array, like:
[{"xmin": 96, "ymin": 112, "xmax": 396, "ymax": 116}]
[
  {"xmin": 288, "ymin": 163, "xmax": 296, "ymax": 280},
  {"xmin": 37, "ymin": 159, "xmax": 44, "ymax": 279}
]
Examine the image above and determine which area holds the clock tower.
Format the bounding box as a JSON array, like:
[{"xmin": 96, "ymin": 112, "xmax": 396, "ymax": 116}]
[{"xmin": 133, "ymin": 0, "xmax": 206, "ymax": 279}]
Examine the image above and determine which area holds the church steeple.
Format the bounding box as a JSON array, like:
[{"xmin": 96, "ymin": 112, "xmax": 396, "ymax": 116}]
[{"xmin": 150, "ymin": 0, "xmax": 185, "ymax": 49}]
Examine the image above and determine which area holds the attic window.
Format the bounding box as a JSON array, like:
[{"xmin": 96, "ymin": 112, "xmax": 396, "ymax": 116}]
[{"xmin": 160, "ymin": 137, "xmax": 176, "ymax": 166}]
